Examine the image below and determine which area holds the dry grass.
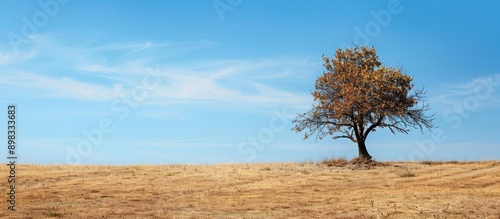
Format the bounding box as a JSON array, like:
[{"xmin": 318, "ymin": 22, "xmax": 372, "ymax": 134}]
[
  {"xmin": 1, "ymin": 161, "xmax": 499, "ymax": 218},
  {"xmin": 319, "ymin": 157, "xmax": 349, "ymax": 167},
  {"xmin": 397, "ymin": 168, "xmax": 416, "ymax": 178}
]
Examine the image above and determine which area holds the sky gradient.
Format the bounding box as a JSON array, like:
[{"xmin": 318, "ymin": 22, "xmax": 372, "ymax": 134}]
[{"xmin": 1, "ymin": 1, "xmax": 499, "ymax": 164}]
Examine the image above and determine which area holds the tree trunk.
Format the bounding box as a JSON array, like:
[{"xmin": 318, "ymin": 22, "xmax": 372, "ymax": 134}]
[{"xmin": 357, "ymin": 141, "xmax": 372, "ymax": 161}]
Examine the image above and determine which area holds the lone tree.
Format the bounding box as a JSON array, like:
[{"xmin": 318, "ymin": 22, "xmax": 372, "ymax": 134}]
[{"xmin": 293, "ymin": 46, "xmax": 434, "ymax": 161}]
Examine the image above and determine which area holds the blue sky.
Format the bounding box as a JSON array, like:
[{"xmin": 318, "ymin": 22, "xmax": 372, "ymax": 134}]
[{"xmin": 1, "ymin": 1, "xmax": 499, "ymax": 164}]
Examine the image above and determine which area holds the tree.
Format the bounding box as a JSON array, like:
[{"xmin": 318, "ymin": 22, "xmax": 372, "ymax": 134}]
[{"xmin": 292, "ymin": 46, "xmax": 434, "ymax": 161}]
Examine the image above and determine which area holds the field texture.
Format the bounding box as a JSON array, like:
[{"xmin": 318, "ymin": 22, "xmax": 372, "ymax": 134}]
[{"xmin": 1, "ymin": 161, "xmax": 499, "ymax": 218}]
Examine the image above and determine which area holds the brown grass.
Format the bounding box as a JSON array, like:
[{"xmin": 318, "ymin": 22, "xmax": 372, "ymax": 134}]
[{"xmin": 1, "ymin": 161, "xmax": 499, "ymax": 218}]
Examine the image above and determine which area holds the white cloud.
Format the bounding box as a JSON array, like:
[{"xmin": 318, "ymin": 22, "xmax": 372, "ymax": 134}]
[
  {"xmin": 0, "ymin": 50, "xmax": 37, "ymax": 67},
  {"xmin": 430, "ymin": 74, "xmax": 500, "ymax": 109},
  {"xmin": 138, "ymin": 60, "xmax": 314, "ymax": 108},
  {"xmin": 0, "ymin": 72, "xmax": 126, "ymax": 101},
  {"xmin": 0, "ymin": 34, "xmax": 318, "ymax": 108}
]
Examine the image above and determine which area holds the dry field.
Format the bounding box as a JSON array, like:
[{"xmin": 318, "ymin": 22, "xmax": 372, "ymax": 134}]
[{"xmin": 1, "ymin": 160, "xmax": 499, "ymax": 218}]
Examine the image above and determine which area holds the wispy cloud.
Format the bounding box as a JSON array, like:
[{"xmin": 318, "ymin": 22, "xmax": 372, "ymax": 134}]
[
  {"xmin": 0, "ymin": 33, "xmax": 318, "ymax": 108},
  {"xmin": 430, "ymin": 74, "xmax": 500, "ymax": 109},
  {"xmin": 0, "ymin": 50, "xmax": 37, "ymax": 67},
  {"xmin": 0, "ymin": 72, "xmax": 126, "ymax": 101},
  {"xmin": 141, "ymin": 60, "xmax": 314, "ymax": 107}
]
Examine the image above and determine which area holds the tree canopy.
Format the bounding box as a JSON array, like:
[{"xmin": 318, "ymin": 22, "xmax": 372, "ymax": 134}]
[{"xmin": 293, "ymin": 46, "xmax": 434, "ymax": 160}]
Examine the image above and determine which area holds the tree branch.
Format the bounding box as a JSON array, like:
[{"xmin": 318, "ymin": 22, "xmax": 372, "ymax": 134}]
[{"xmin": 363, "ymin": 116, "xmax": 384, "ymax": 140}]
